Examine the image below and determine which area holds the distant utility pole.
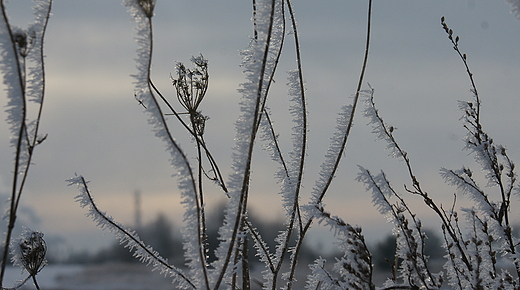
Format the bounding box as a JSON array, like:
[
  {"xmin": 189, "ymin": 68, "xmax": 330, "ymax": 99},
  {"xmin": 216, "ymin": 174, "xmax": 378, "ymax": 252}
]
[{"xmin": 134, "ymin": 190, "xmax": 142, "ymax": 230}]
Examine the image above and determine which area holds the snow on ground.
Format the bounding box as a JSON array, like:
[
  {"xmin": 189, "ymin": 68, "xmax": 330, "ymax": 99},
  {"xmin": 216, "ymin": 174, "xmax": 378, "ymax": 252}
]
[
  {"xmin": 4, "ymin": 263, "xmax": 175, "ymax": 290},
  {"xmin": 2, "ymin": 261, "xmax": 438, "ymax": 289},
  {"xmin": 5, "ymin": 262, "xmax": 315, "ymax": 289}
]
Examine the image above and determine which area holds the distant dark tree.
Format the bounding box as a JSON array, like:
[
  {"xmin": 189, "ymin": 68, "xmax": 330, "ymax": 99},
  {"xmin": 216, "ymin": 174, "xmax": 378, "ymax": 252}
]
[
  {"xmin": 90, "ymin": 212, "xmax": 181, "ymax": 263},
  {"xmin": 372, "ymin": 229, "xmax": 443, "ymax": 271},
  {"xmin": 372, "ymin": 234, "xmax": 397, "ymax": 271},
  {"xmin": 140, "ymin": 213, "xmax": 182, "ymax": 260},
  {"xmin": 92, "ymin": 238, "xmax": 135, "ymax": 264}
]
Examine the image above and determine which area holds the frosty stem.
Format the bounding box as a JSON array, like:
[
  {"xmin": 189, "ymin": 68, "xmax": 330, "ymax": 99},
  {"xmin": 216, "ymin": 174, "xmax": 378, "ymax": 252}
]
[
  {"xmin": 364, "ymin": 88, "xmax": 473, "ymax": 273},
  {"xmin": 269, "ymin": 0, "xmax": 308, "ymax": 288},
  {"xmin": 0, "ymin": 5, "xmax": 25, "ymax": 283},
  {"xmin": 0, "ymin": 1, "xmax": 52, "ymax": 287},
  {"xmin": 71, "ymin": 176, "xmax": 196, "ymax": 289},
  {"xmin": 31, "ymin": 276, "xmax": 40, "ymax": 290},
  {"xmin": 150, "ymin": 78, "xmax": 228, "ymax": 194},
  {"xmin": 286, "ymin": 0, "xmax": 372, "ymax": 288},
  {"xmin": 213, "ymin": 0, "xmax": 279, "ymax": 287},
  {"xmin": 442, "ymin": 17, "xmax": 519, "ymax": 278},
  {"xmin": 123, "ymin": 1, "xmax": 212, "ymax": 287},
  {"xmin": 144, "ymin": 14, "xmax": 211, "ymax": 290}
]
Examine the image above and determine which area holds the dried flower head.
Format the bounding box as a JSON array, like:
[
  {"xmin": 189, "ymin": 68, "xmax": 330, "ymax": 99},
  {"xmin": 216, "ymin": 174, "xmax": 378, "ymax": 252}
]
[
  {"xmin": 172, "ymin": 54, "xmax": 209, "ymax": 113},
  {"xmin": 138, "ymin": 0, "xmax": 156, "ymax": 18},
  {"xmin": 12, "ymin": 28, "xmax": 34, "ymax": 57},
  {"xmin": 172, "ymin": 54, "xmax": 210, "ymax": 135},
  {"xmin": 11, "ymin": 228, "xmax": 47, "ymax": 276},
  {"xmin": 191, "ymin": 111, "xmax": 209, "ymax": 136}
]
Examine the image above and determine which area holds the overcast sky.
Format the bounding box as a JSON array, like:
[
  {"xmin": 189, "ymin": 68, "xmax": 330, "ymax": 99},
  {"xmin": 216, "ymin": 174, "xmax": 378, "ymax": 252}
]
[{"xmin": 1, "ymin": 0, "xmax": 520, "ymax": 256}]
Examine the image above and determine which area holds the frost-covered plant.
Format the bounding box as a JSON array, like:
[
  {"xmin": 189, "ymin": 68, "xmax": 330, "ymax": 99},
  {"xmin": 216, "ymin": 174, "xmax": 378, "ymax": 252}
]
[
  {"xmin": 357, "ymin": 17, "xmax": 520, "ymax": 290},
  {"xmin": 439, "ymin": 17, "xmax": 519, "ymax": 287},
  {"xmin": 162, "ymin": 54, "xmax": 227, "ymax": 192},
  {"xmin": 8, "ymin": 228, "xmax": 47, "ymax": 290},
  {"xmin": 0, "ymin": 0, "xmax": 52, "ymax": 288},
  {"xmin": 306, "ymin": 204, "xmax": 374, "ymax": 290},
  {"xmin": 68, "ymin": 0, "xmax": 374, "ymax": 289},
  {"xmin": 357, "ymin": 166, "xmax": 443, "ymax": 289},
  {"xmin": 64, "ymin": 0, "xmax": 520, "ymax": 289}
]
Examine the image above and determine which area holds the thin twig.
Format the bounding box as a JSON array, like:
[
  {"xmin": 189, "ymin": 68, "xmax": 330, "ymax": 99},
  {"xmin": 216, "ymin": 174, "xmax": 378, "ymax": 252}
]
[
  {"xmin": 77, "ymin": 177, "xmax": 196, "ymax": 289},
  {"xmin": 288, "ymin": 0, "xmax": 373, "ymax": 287}
]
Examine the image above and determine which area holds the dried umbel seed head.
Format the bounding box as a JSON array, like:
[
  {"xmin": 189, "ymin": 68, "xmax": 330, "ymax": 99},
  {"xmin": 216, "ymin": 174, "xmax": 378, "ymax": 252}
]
[
  {"xmin": 172, "ymin": 54, "xmax": 209, "ymax": 113},
  {"xmin": 138, "ymin": 0, "xmax": 156, "ymax": 18},
  {"xmin": 12, "ymin": 28, "xmax": 34, "ymax": 57},
  {"xmin": 13, "ymin": 32, "xmax": 27, "ymax": 51},
  {"xmin": 191, "ymin": 111, "xmax": 209, "ymax": 136},
  {"xmin": 11, "ymin": 229, "xmax": 47, "ymax": 276}
]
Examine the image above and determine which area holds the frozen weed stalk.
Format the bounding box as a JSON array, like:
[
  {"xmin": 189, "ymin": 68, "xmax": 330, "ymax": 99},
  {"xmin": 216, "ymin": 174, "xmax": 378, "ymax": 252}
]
[
  {"xmin": 0, "ymin": 0, "xmax": 52, "ymax": 288},
  {"xmin": 356, "ymin": 17, "xmax": 520, "ymax": 290},
  {"xmin": 9, "ymin": 229, "xmax": 47, "ymax": 290},
  {"xmin": 158, "ymin": 54, "xmax": 227, "ymax": 192},
  {"xmin": 70, "ymin": 0, "xmax": 373, "ymax": 288}
]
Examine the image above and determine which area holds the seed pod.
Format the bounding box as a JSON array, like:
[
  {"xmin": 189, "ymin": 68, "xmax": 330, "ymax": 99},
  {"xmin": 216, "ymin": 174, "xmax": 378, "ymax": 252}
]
[
  {"xmin": 138, "ymin": 0, "xmax": 156, "ymax": 18},
  {"xmin": 12, "ymin": 229, "xmax": 47, "ymax": 276}
]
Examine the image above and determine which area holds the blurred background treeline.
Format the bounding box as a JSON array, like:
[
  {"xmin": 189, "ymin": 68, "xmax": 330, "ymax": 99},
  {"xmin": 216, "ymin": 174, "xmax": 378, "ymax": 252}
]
[{"xmin": 47, "ymin": 203, "xmax": 445, "ymax": 272}]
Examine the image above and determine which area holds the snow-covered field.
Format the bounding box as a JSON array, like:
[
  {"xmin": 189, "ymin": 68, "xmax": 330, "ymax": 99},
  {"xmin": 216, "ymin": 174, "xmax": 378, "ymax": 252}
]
[
  {"xmin": 6, "ymin": 263, "xmax": 312, "ymax": 290},
  {"xmin": 3, "ymin": 262, "xmax": 402, "ymax": 289},
  {"xmin": 4, "ymin": 263, "xmax": 175, "ymax": 290}
]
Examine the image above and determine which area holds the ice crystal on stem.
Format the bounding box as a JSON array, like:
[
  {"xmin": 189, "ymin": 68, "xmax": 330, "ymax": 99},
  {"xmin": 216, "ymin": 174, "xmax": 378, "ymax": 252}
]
[
  {"xmin": 357, "ymin": 167, "xmax": 443, "ymax": 289},
  {"xmin": 506, "ymin": 0, "xmax": 520, "ymax": 19},
  {"xmin": 0, "ymin": 1, "xmax": 51, "ymax": 288},
  {"xmin": 210, "ymin": 0, "xmax": 285, "ymax": 288},
  {"xmin": 305, "ymin": 205, "xmax": 374, "ymax": 290}
]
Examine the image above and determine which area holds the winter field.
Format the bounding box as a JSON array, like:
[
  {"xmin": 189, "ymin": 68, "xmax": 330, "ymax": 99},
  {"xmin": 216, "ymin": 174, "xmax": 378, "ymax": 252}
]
[
  {"xmin": 7, "ymin": 259, "xmax": 511, "ymax": 290},
  {"xmin": 3, "ymin": 263, "xmax": 322, "ymax": 289},
  {"xmin": 4, "ymin": 263, "xmax": 171, "ymax": 290},
  {"xmin": 3, "ymin": 262, "xmax": 416, "ymax": 290}
]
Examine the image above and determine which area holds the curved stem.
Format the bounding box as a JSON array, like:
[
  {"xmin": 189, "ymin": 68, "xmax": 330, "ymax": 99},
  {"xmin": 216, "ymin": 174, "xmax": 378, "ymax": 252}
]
[
  {"xmin": 316, "ymin": 0, "xmax": 371, "ymax": 205},
  {"xmin": 287, "ymin": 0, "xmax": 373, "ymax": 287},
  {"xmin": 0, "ymin": 0, "xmax": 29, "ymax": 285},
  {"xmin": 194, "ymin": 126, "xmax": 209, "ymax": 264},
  {"xmin": 143, "ymin": 15, "xmax": 209, "ymax": 289},
  {"xmin": 271, "ymin": 0, "xmax": 308, "ymax": 288},
  {"xmin": 31, "ymin": 275, "xmax": 40, "ymax": 290},
  {"xmin": 0, "ymin": 0, "xmax": 53, "ymax": 281},
  {"xmin": 77, "ymin": 177, "xmax": 196, "ymax": 288}
]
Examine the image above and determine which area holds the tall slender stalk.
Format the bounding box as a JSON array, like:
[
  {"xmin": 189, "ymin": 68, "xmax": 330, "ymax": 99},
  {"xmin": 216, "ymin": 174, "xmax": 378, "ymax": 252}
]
[
  {"xmin": 286, "ymin": 1, "xmax": 373, "ymax": 288},
  {"xmin": 123, "ymin": 1, "xmax": 211, "ymax": 287},
  {"xmin": 269, "ymin": 0, "xmax": 307, "ymax": 288},
  {"xmin": 0, "ymin": 1, "xmax": 52, "ymax": 286},
  {"xmin": 0, "ymin": 3, "xmax": 27, "ymax": 283},
  {"xmin": 214, "ymin": 1, "xmax": 279, "ymax": 288}
]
